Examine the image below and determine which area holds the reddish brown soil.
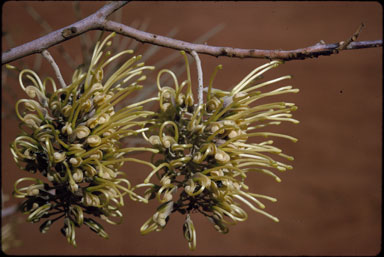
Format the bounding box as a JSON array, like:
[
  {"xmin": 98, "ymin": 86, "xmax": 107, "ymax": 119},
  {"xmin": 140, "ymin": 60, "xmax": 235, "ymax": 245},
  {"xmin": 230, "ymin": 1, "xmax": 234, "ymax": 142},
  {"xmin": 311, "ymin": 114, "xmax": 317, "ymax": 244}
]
[{"xmin": 1, "ymin": 2, "xmax": 382, "ymax": 255}]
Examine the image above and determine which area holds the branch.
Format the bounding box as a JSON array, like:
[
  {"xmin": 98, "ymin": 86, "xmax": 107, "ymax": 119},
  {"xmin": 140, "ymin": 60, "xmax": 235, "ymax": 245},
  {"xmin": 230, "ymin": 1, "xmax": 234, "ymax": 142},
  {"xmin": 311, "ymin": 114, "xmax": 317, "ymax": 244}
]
[
  {"xmin": 100, "ymin": 20, "xmax": 384, "ymax": 61},
  {"xmin": 191, "ymin": 51, "xmax": 204, "ymax": 106},
  {"xmin": 338, "ymin": 23, "xmax": 365, "ymax": 50},
  {"xmin": 42, "ymin": 50, "xmax": 67, "ymax": 88},
  {"xmin": 2, "ymin": 1, "xmax": 128, "ymax": 64},
  {"xmin": 2, "ymin": 1, "xmax": 382, "ymax": 65}
]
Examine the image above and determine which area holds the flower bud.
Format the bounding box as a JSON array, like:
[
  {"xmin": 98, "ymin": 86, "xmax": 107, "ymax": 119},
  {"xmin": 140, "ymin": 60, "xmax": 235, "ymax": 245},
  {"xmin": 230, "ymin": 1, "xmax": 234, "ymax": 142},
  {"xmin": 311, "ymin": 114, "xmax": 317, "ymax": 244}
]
[
  {"xmin": 148, "ymin": 135, "xmax": 161, "ymax": 146},
  {"xmin": 81, "ymin": 99, "xmax": 93, "ymax": 113},
  {"xmin": 83, "ymin": 165, "xmax": 97, "ymax": 178},
  {"xmin": 91, "ymin": 83, "xmax": 103, "ymax": 93},
  {"xmin": 93, "ymin": 93, "xmax": 106, "ymax": 106},
  {"xmin": 192, "ymin": 152, "xmax": 203, "ymax": 163},
  {"xmin": 161, "ymin": 103, "xmax": 171, "ymax": 112},
  {"xmin": 98, "ymin": 165, "xmax": 116, "ymax": 179},
  {"xmin": 233, "ymin": 91, "xmax": 248, "ymax": 101},
  {"xmin": 209, "ymin": 122, "xmax": 222, "ymax": 133},
  {"xmin": 83, "ymin": 192, "xmax": 100, "ymax": 207},
  {"xmin": 162, "ymin": 191, "xmax": 173, "ymax": 202},
  {"xmin": 75, "ymin": 125, "xmax": 90, "ymax": 139},
  {"xmin": 68, "ymin": 144, "xmax": 86, "ymax": 155},
  {"xmin": 25, "ymin": 86, "xmax": 38, "ymax": 98},
  {"xmin": 62, "ymin": 105, "xmax": 72, "ymax": 117},
  {"xmin": 83, "ymin": 218, "xmax": 109, "ymax": 239},
  {"xmin": 193, "ymin": 173, "xmax": 211, "ymax": 188},
  {"xmin": 96, "ymin": 69, "xmax": 103, "ymax": 82},
  {"xmin": 47, "ymin": 173, "xmax": 54, "ymax": 182},
  {"xmin": 23, "ymin": 148, "xmax": 34, "ymax": 159},
  {"xmin": 160, "ymin": 176, "xmax": 171, "ymax": 186},
  {"xmin": 223, "ymin": 120, "xmax": 235, "ymax": 126},
  {"xmin": 183, "ymin": 214, "xmax": 196, "ymax": 250},
  {"xmin": 105, "ymin": 106, "xmax": 115, "ymax": 115},
  {"xmin": 39, "ymin": 220, "xmax": 53, "ymax": 234},
  {"xmin": 97, "ymin": 113, "xmax": 110, "ymax": 124},
  {"xmin": 69, "ymin": 157, "xmax": 82, "ymax": 167},
  {"xmin": 31, "ymin": 203, "xmax": 39, "ymax": 211},
  {"xmin": 185, "ymin": 91, "xmax": 194, "ymax": 107},
  {"xmin": 24, "ymin": 114, "xmax": 42, "ymax": 128},
  {"xmin": 107, "ymin": 187, "xmax": 119, "ymax": 198},
  {"xmin": 185, "ymin": 179, "xmax": 196, "ymax": 195},
  {"xmin": 61, "ymin": 122, "xmax": 73, "ymax": 135},
  {"xmin": 72, "ymin": 169, "xmax": 84, "ymax": 183},
  {"xmin": 227, "ymin": 130, "xmax": 238, "ymax": 139},
  {"xmin": 53, "ymin": 152, "xmax": 66, "ymax": 162},
  {"xmin": 27, "ymin": 203, "xmax": 52, "ymax": 223},
  {"xmin": 50, "ymin": 100, "xmax": 60, "ymax": 111},
  {"xmin": 152, "ymin": 201, "xmax": 173, "ymax": 228},
  {"xmin": 210, "ymin": 169, "xmax": 224, "ymax": 177},
  {"xmin": 89, "ymin": 149, "xmax": 103, "ymax": 160},
  {"xmin": 86, "ymin": 117, "xmax": 99, "ymax": 129},
  {"xmin": 69, "ymin": 181, "xmax": 79, "ymax": 193},
  {"xmin": 208, "ymin": 215, "xmax": 228, "ymax": 234},
  {"xmin": 214, "ymin": 149, "xmax": 230, "ymax": 164},
  {"xmin": 87, "ymin": 135, "xmax": 101, "ymax": 147},
  {"xmin": 27, "ymin": 185, "xmax": 41, "ymax": 196},
  {"xmin": 177, "ymin": 93, "xmax": 185, "ymax": 105},
  {"xmin": 206, "ymin": 97, "xmax": 221, "ymax": 113},
  {"xmin": 102, "ymin": 128, "xmax": 115, "ymax": 137},
  {"xmin": 162, "ymin": 136, "xmax": 176, "ymax": 148}
]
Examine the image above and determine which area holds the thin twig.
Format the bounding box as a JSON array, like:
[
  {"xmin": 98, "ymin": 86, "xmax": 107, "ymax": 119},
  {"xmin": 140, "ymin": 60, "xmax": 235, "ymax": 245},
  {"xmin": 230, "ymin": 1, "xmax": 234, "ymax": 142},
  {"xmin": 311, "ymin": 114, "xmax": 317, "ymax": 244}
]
[
  {"xmin": 42, "ymin": 50, "xmax": 67, "ymax": 88},
  {"xmin": 191, "ymin": 51, "xmax": 204, "ymax": 106},
  {"xmin": 1, "ymin": 1, "xmax": 382, "ymax": 65},
  {"xmin": 103, "ymin": 20, "xmax": 383, "ymax": 61},
  {"xmin": 338, "ymin": 23, "xmax": 365, "ymax": 50}
]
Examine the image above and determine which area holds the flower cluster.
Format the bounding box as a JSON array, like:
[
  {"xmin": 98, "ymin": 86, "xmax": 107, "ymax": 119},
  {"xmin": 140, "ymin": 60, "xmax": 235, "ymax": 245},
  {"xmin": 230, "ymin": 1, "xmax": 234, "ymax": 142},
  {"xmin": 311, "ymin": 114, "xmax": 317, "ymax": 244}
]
[
  {"xmin": 10, "ymin": 33, "xmax": 156, "ymax": 246},
  {"xmin": 138, "ymin": 52, "xmax": 299, "ymax": 250},
  {"xmin": 10, "ymin": 32, "xmax": 299, "ymax": 250}
]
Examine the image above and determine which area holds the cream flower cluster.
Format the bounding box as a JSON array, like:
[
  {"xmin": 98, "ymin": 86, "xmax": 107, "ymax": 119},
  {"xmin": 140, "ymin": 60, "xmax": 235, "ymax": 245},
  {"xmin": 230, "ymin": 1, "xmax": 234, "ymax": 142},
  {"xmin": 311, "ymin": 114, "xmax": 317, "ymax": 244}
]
[
  {"xmin": 138, "ymin": 52, "xmax": 299, "ymax": 250},
  {"xmin": 10, "ymin": 33, "xmax": 155, "ymax": 246},
  {"xmin": 10, "ymin": 33, "xmax": 299, "ymax": 250}
]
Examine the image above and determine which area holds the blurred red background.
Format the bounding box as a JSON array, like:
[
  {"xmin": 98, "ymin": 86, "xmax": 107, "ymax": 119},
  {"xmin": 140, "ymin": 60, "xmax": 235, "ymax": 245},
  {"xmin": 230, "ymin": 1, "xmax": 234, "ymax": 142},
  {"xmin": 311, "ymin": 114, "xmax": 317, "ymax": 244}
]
[{"xmin": 1, "ymin": 1, "xmax": 382, "ymax": 255}]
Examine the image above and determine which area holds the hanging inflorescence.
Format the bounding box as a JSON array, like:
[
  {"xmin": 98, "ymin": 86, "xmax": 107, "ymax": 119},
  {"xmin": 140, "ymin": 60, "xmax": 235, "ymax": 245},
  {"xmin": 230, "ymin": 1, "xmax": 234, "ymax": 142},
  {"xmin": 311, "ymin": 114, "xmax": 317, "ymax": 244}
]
[
  {"xmin": 10, "ymin": 33, "xmax": 299, "ymax": 250},
  {"xmin": 138, "ymin": 52, "xmax": 299, "ymax": 250},
  {"xmin": 10, "ymin": 32, "xmax": 157, "ymax": 246}
]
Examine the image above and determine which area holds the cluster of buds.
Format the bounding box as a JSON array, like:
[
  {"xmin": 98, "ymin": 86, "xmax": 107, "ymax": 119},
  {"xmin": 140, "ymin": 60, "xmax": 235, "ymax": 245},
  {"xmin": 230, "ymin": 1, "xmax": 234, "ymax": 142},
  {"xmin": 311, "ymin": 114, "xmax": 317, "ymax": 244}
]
[
  {"xmin": 138, "ymin": 52, "xmax": 299, "ymax": 250},
  {"xmin": 10, "ymin": 33, "xmax": 156, "ymax": 246}
]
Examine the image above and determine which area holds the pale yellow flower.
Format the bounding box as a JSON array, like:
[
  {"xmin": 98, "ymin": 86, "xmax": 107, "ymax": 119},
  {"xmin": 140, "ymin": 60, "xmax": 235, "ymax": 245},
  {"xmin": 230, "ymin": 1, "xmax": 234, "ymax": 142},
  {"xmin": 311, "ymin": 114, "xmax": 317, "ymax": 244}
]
[{"xmin": 138, "ymin": 53, "xmax": 299, "ymax": 250}]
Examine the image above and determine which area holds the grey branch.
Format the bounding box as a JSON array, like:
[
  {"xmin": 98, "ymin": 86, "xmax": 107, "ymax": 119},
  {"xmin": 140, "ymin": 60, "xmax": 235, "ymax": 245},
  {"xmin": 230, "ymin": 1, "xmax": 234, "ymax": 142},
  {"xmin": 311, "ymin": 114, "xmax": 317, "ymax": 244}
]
[
  {"xmin": 191, "ymin": 51, "xmax": 204, "ymax": 106},
  {"xmin": 42, "ymin": 50, "xmax": 67, "ymax": 88},
  {"xmin": 2, "ymin": 1, "xmax": 128, "ymax": 64},
  {"xmin": 2, "ymin": 1, "xmax": 382, "ymax": 65}
]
